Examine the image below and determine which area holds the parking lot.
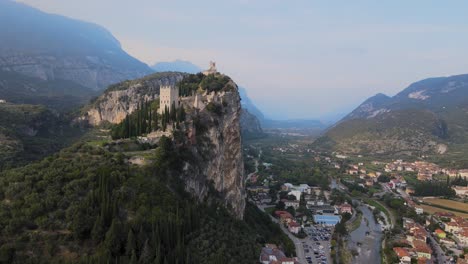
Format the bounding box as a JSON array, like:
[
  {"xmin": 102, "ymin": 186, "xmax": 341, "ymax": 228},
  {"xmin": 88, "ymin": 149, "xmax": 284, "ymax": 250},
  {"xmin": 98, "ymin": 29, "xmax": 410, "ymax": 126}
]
[{"xmin": 301, "ymin": 226, "xmax": 333, "ymax": 264}]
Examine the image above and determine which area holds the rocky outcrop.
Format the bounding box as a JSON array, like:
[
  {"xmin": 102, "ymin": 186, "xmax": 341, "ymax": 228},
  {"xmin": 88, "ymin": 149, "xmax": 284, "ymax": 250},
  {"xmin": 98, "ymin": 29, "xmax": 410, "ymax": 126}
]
[
  {"xmin": 180, "ymin": 84, "xmax": 246, "ymax": 218},
  {"xmin": 82, "ymin": 72, "xmax": 185, "ymax": 125},
  {"xmin": 83, "ymin": 72, "xmax": 246, "ymax": 218}
]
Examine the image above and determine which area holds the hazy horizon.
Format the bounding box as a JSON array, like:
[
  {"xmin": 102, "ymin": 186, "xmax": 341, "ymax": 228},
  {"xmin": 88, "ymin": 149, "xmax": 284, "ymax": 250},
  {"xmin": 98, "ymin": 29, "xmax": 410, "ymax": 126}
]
[{"xmin": 19, "ymin": 0, "xmax": 468, "ymax": 120}]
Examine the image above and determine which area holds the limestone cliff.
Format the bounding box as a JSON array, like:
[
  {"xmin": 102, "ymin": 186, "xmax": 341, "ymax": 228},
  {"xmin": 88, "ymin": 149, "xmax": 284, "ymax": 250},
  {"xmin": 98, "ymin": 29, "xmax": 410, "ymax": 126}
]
[
  {"xmin": 82, "ymin": 72, "xmax": 185, "ymax": 125},
  {"xmin": 83, "ymin": 72, "xmax": 246, "ymax": 218},
  {"xmin": 179, "ymin": 82, "xmax": 246, "ymax": 218}
]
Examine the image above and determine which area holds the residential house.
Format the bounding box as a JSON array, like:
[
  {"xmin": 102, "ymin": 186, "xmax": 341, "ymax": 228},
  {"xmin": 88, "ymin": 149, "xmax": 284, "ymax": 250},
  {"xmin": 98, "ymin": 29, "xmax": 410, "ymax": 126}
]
[
  {"xmin": 283, "ymin": 200, "xmax": 300, "ymax": 209},
  {"xmin": 453, "ymin": 186, "xmax": 468, "ymax": 198},
  {"xmin": 435, "ymin": 229, "xmax": 446, "ymax": 239},
  {"xmin": 415, "ymin": 207, "xmax": 424, "ymax": 215},
  {"xmin": 413, "ymin": 241, "xmax": 432, "ymax": 260},
  {"xmin": 338, "ymin": 203, "xmax": 352, "ymax": 214},
  {"xmin": 275, "ymin": 211, "xmax": 293, "ymax": 224},
  {"xmin": 260, "ymin": 244, "xmax": 299, "ymax": 264},
  {"xmin": 455, "ymin": 228, "xmax": 468, "ymax": 247},
  {"xmin": 393, "ymin": 247, "xmax": 411, "ymax": 264},
  {"xmin": 444, "ymin": 221, "xmax": 462, "ymax": 233},
  {"xmin": 288, "ymin": 221, "xmax": 300, "ymax": 234}
]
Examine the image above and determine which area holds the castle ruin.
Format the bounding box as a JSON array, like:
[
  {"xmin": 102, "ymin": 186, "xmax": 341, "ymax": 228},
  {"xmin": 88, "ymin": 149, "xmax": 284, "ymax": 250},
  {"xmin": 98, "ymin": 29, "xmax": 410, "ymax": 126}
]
[{"xmin": 158, "ymin": 85, "xmax": 179, "ymax": 114}]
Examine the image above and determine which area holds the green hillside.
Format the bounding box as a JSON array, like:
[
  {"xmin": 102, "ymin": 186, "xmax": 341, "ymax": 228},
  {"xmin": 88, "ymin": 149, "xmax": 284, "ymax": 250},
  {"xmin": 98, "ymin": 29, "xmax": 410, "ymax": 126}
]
[
  {"xmin": 0, "ymin": 102, "xmax": 84, "ymax": 168},
  {"xmin": 315, "ymin": 74, "xmax": 468, "ymax": 166},
  {"xmin": 0, "ymin": 70, "xmax": 96, "ymax": 111}
]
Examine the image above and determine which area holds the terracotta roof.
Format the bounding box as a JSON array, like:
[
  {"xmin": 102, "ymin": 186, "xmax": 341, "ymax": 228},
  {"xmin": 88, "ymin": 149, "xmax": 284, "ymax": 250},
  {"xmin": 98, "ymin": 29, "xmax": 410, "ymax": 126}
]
[{"xmin": 393, "ymin": 247, "xmax": 410, "ymax": 258}]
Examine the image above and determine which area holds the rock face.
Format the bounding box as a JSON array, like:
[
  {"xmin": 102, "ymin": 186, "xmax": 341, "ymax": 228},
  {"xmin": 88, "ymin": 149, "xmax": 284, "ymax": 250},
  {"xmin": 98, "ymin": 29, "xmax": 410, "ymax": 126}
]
[
  {"xmin": 181, "ymin": 84, "xmax": 246, "ymax": 218},
  {"xmin": 240, "ymin": 108, "xmax": 264, "ymax": 138},
  {"xmin": 84, "ymin": 72, "xmax": 246, "ymax": 218},
  {"xmin": 0, "ymin": 1, "xmax": 153, "ymax": 90},
  {"xmin": 83, "ymin": 72, "xmax": 185, "ymax": 125}
]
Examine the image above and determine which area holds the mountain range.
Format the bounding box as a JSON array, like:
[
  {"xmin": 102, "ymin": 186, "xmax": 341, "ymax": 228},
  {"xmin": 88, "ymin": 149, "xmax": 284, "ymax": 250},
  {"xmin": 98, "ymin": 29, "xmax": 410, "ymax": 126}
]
[
  {"xmin": 0, "ymin": 0, "xmax": 152, "ymax": 90},
  {"xmin": 316, "ymin": 73, "xmax": 468, "ymax": 166}
]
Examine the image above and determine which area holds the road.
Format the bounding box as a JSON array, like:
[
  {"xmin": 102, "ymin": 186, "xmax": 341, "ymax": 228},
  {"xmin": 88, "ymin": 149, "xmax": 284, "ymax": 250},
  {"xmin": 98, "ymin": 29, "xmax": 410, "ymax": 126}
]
[{"xmin": 427, "ymin": 233, "xmax": 447, "ymax": 264}]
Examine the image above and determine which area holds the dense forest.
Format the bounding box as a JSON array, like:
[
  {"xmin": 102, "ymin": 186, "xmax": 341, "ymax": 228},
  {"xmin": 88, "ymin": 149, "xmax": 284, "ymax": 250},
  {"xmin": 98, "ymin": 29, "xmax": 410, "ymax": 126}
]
[
  {"xmin": 0, "ymin": 137, "xmax": 294, "ymax": 263},
  {"xmin": 111, "ymin": 100, "xmax": 186, "ymax": 140}
]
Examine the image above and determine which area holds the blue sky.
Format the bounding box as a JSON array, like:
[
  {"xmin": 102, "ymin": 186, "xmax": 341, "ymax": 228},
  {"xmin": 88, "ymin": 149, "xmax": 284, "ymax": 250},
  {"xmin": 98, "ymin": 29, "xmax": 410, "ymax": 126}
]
[{"xmin": 20, "ymin": 0, "xmax": 468, "ymax": 120}]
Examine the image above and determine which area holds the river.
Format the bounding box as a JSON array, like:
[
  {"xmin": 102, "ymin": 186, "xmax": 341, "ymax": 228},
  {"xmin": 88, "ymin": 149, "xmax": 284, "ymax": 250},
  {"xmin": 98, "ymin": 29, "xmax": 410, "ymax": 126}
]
[
  {"xmin": 347, "ymin": 201, "xmax": 383, "ymax": 264},
  {"xmin": 330, "ymin": 179, "xmax": 383, "ymax": 263}
]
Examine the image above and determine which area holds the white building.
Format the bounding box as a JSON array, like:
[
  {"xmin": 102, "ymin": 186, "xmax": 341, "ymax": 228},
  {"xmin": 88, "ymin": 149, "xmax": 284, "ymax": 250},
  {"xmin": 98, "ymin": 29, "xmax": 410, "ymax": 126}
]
[
  {"xmin": 452, "ymin": 186, "xmax": 468, "ymax": 198},
  {"xmin": 288, "ymin": 190, "xmax": 302, "ymax": 201},
  {"xmin": 158, "ymin": 85, "xmax": 179, "ymax": 114},
  {"xmin": 0, "ymin": 99, "xmax": 6, "ymax": 103}
]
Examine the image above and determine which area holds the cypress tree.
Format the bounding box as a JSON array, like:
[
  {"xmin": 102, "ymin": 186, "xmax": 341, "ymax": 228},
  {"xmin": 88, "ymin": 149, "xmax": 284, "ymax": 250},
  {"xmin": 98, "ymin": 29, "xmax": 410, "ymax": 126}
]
[
  {"xmin": 104, "ymin": 219, "xmax": 122, "ymax": 256},
  {"xmin": 126, "ymin": 229, "xmax": 136, "ymax": 256}
]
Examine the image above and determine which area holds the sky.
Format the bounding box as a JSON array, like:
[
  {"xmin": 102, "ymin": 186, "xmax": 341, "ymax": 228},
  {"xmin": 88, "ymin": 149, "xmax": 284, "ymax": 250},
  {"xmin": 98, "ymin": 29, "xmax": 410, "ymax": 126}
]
[{"xmin": 19, "ymin": 0, "xmax": 468, "ymax": 120}]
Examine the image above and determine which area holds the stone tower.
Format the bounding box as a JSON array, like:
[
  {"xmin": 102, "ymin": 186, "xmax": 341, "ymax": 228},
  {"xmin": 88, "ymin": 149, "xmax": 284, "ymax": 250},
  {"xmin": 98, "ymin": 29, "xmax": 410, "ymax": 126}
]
[
  {"xmin": 203, "ymin": 61, "xmax": 217, "ymax": 75},
  {"xmin": 158, "ymin": 85, "xmax": 179, "ymax": 114}
]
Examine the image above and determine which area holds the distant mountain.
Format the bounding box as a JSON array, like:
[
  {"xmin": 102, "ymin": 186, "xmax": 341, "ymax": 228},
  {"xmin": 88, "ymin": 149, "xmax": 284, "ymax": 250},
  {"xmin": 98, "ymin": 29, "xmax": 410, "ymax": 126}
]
[
  {"xmin": 151, "ymin": 60, "xmax": 202, "ymax": 74},
  {"xmin": 316, "ymin": 74, "xmax": 468, "ymax": 165},
  {"xmin": 0, "ymin": 0, "xmax": 153, "ymax": 90},
  {"xmin": 238, "ymin": 87, "xmax": 265, "ymax": 121},
  {"xmin": 240, "ymin": 109, "xmax": 264, "ymax": 139}
]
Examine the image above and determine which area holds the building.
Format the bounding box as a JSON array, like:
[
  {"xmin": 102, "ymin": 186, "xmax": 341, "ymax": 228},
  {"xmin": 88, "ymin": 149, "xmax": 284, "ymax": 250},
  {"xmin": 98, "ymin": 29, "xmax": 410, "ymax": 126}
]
[
  {"xmin": 314, "ymin": 215, "xmax": 341, "ymax": 226},
  {"xmin": 415, "ymin": 207, "xmax": 424, "ymax": 215},
  {"xmin": 275, "ymin": 211, "xmax": 293, "ymax": 224},
  {"xmin": 288, "ymin": 221, "xmax": 300, "ymax": 234},
  {"xmin": 453, "ymin": 186, "xmax": 468, "ymax": 198},
  {"xmin": 444, "ymin": 221, "xmax": 463, "ymax": 233},
  {"xmin": 435, "ymin": 229, "xmax": 446, "ymax": 239},
  {"xmin": 203, "ymin": 61, "xmax": 217, "ymax": 75},
  {"xmin": 158, "ymin": 85, "xmax": 179, "ymax": 114},
  {"xmin": 0, "ymin": 99, "xmax": 6, "ymax": 103},
  {"xmin": 283, "ymin": 200, "xmax": 300, "ymax": 209},
  {"xmin": 413, "ymin": 241, "xmax": 432, "ymax": 260},
  {"xmin": 288, "ymin": 190, "xmax": 302, "ymax": 201},
  {"xmin": 393, "ymin": 247, "xmax": 411, "ymax": 264},
  {"xmin": 455, "ymin": 229, "xmax": 468, "ymax": 246},
  {"xmin": 338, "ymin": 203, "xmax": 352, "ymax": 214}
]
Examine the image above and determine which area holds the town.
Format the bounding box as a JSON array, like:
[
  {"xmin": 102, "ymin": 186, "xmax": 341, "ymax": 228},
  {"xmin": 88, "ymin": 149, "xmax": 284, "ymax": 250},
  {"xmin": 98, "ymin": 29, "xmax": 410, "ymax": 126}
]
[{"xmin": 244, "ymin": 138, "xmax": 468, "ymax": 264}]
